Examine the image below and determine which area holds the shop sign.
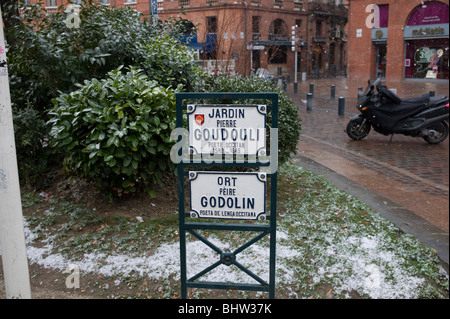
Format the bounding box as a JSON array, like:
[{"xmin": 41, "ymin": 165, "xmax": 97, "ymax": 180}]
[
  {"xmin": 404, "ymin": 23, "xmax": 449, "ymax": 39},
  {"xmin": 371, "ymin": 27, "xmax": 388, "ymax": 41}
]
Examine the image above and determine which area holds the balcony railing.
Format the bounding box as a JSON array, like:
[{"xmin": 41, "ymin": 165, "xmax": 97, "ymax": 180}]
[{"xmin": 308, "ymin": 1, "xmax": 348, "ymax": 17}]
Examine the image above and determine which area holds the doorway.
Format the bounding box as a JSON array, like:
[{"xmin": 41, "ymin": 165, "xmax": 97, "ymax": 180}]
[
  {"xmin": 375, "ymin": 43, "xmax": 387, "ymax": 79},
  {"xmin": 311, "ymin": 46, "xmax": 324, "ymax": 78}
]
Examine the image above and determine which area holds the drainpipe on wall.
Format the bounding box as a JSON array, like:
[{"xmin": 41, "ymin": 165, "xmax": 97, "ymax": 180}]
[{"xmin": 243, "ymin": 1, "xmax": 248, "ymax": 76}]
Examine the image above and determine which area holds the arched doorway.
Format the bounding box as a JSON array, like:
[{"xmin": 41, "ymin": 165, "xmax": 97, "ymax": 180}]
[{"xmin": 311, "ymin": 45, "xmax": 324, "ymax": 78}]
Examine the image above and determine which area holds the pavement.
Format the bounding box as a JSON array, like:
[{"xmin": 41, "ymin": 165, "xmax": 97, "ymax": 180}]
[{"xmin": 285, "ymin": 77, "xmax": 449, "ymax": 269}]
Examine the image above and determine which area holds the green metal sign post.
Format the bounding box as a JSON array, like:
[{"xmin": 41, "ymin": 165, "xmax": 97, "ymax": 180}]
[{"xmin": 175, "ymin": 92, "xmax": 278, "ymax": 299}]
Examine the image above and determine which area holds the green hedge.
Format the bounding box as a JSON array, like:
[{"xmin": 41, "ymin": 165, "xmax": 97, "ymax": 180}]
[
  {"xmin": 5, "ymin": 1, "xmax": 201, "ymax": 183},
  {"xmin": 48, "ymin": 67, "xmax": 177, "ymax": 198}
]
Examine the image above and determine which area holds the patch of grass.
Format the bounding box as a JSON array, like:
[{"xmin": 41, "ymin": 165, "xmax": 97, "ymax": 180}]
[
  {"xmin": 22, "ymin": 162, "xmax": 449, "ymax": 299},
  {"xmin": 276, "ymin": 162, "xmax": 449, "ymax": 299}
]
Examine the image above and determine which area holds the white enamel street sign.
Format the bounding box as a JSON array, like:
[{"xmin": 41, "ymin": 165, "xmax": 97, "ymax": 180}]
[
  {"xmin": 189, "ymin": 171, "xmax": 266, "ymax": 220},
  {"xmin": 187, "ymin": 104, "xmax": 266, "ymax": 156}
]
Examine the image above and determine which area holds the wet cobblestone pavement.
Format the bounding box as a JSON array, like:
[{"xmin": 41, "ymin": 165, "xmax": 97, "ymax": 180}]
[{"xmin": 286, "ymin": 78, "xmax": 449, "ymax": 233}]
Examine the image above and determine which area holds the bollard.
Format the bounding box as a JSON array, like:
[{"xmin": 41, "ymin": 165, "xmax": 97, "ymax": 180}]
[
  {"xmin": 331, "ymin": 85, "xmax": 335, "ymax": 99},
  {"xmin": 429, "ymin": 91, "xmax": 435, "ymax": 97},
  {"xmin": 338, "ymin": 97, "xmax": 345, "ymax": 115},
  {"xmin": 307, "ymin": 93, "xmax": 313, "ymax": 110},
  {"xmin": 357, "ymin": 87, "xmax": 363, "ymax": 100},
  {"xmin": 294, "ymin": 82, "xmax": 298, "ymax": 94},
  {"xmin": 309, "ymin": 83, "xmax": 314, "ymax": 96}
]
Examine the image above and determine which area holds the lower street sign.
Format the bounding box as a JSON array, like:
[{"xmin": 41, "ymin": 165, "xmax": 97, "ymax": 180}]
[{"xmin": 189, "ymin": 171, "xmax": 266, "ymax": 220}]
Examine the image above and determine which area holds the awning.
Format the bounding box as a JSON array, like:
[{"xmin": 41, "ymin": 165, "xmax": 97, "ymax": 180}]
[{"xmin": 180, "ymin": 34, "xmax": 217, "ymax": 54}]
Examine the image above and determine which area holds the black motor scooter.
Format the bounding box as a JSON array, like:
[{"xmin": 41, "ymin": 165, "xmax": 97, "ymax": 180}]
[{"xmin": 346, "ymin": 78, "xmax": 449, "ymax": 144}]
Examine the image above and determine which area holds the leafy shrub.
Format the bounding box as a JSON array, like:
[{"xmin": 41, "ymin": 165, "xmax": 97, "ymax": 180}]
[
  {"xmin": 12, "ymin": 105, "xmax": 56, "ymax": 186},
  {"xmin": 6, "ymin": 0, "xmax": 158, "ymax": 112},
  {"xmin": 48, "ymin": 67, "xmax": 177, "ymax": 198},
  {"xmin": 139, "ymin": 35, "xmax": 203, "ymax": 92},
  {"xmin": 4, "ymin": 1, "xmax": 201, "ymax": 189},
  {"xmin": 202, "ymin": 75, "xmax": 301, "ymax": 164},
  {"xmin": 6, "ymin": 1, "xmax": 201, "ymax": 112}
]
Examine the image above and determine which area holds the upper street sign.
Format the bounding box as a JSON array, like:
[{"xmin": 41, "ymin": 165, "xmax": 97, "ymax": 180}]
[{"xmin": 187, "ymin": 104, "xmax": 266, "ymax": 156}]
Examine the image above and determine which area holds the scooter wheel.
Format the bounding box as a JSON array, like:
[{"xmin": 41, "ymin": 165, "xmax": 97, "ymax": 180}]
[
  {"xmin": 346, "ymin": 117, "xmax": 371, "ymax": 140},
  {"xmin": 423, "ymin": 121, "xmax": 449, "ymax": 144}
]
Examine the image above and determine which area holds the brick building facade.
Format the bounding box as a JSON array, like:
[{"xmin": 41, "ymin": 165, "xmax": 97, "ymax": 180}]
[
  {"xmin": 348, "ymin": 0, "xmax": 449, "ymax": 82},
  {"xmin": 23, "ymin": 0, "xmax": 348, "ymax": 79},
  {"xmin": 157, "ymin": 0, "xmax": 348, "ymax": 78}
]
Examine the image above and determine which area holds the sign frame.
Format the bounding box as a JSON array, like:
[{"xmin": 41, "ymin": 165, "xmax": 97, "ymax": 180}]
[{"xmin": 175, "ymin": 92, "xmax": 278, "ymax": 299}]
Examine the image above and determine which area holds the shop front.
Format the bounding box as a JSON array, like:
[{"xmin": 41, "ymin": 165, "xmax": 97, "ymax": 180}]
[
  {"xmin": 404, "ymin": 1, "xmax": 449, "ymax": 80},
  {"xmin": 372, "ymin": 28, "xmax": 388, "ymax": 78}
]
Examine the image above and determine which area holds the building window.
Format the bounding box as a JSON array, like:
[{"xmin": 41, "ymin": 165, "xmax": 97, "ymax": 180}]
[
  {"xmin": 378, "ymin": 4, "xmax": 389, "ymax": 28},
  {"xmin": 274, "ymin": 0, "xmax": 283, "ymax": 8},
  {"xmin": 178, "ymin": 0, "xmax": 190, "ymax": 8},
  {"xmin": 252, "ymin": 15, "xmax": 261, "ymax": 40},
  {"xmin": 316, "ymin": 20, "xmax": 322, "ymax": 37},
  {"xmin": 252, "ymin": 16, "xmax": 260, "ymax": 33},
  {"xmin": 206, "ymin": 16, "xmax": 218, "ymax": 34},
  {"xmin": 252, "ymin": 16, "xmax": 261, "ymax": 40},
  {"xmin": 46, "ymin": 0, "xmax": 57, "ymax": 7},
  {"xmin": 268, "ymin": 46, "xmax": 287, "ymax": 64},
  {"xmin": 294, "ymin": 0, "xmax": 303, "ymax": 11}
]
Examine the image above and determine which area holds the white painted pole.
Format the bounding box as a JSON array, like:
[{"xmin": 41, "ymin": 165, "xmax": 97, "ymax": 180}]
[{"xmin": 0, "ymin": 8, "xmax": 32, "ymax": 299}]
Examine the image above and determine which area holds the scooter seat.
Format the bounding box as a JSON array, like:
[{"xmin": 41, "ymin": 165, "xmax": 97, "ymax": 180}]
[
  {"xmin": 378, "ymin": 94, "xmax": 429, "ymax": 114},
  {"xmin": 400, "ymin": 94, "xmax": 430, "ymax": 105},
  {"xmin": 428, "ymin": 94, "xmax": 448, "ymax": 107}
]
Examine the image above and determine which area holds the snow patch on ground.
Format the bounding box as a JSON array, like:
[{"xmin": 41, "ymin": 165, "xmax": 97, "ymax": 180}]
[{"xmin": 20, "ymin": 217, "xmax": 443, "ymax": 299}]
